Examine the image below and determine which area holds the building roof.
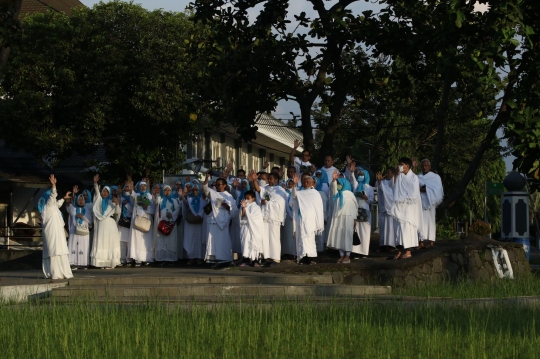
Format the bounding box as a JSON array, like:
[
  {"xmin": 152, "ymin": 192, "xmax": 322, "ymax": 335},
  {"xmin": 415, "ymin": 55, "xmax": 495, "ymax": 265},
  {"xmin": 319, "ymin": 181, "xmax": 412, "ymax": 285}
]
[
  {"xmin": 215, "ymin": 114, "xmax": 303, "ymax": 156},
  {"xmin": 20, "ymin": 0, "xmax": 84, "ymax": 18}
]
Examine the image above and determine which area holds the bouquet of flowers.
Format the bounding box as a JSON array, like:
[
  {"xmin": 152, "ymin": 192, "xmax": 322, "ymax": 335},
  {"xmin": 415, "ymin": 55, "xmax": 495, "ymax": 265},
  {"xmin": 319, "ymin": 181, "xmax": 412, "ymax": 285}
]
[
  {"xmin": 264, "ymin": 193, "xmax": 271, "ymax": 201},
  {"xmin": 137, "ymin": 195, "xmax": 151, "ymax": 207}
]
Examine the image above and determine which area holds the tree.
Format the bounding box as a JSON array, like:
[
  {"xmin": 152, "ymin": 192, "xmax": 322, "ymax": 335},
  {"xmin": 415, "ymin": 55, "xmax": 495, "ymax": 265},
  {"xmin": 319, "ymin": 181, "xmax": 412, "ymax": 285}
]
[
  {"xmin": 189, "ymin": 0, "xmax": 376, "ymax": 163},
  {"xmin": 0, "ymin": 0, "xmax": 22, "ymax": 81},
  {"xmin": 0, "ymin": 2, "xmax": 198, "ymax": 182}
]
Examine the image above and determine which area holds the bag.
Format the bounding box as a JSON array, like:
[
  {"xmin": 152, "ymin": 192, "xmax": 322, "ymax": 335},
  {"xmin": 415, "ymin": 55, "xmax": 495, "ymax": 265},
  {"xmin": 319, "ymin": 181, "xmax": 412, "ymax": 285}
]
[
  {"xmin": 357, "ymin": 208, "xmax": 368, "ymax": 222},
  {"xmin": 157, "ymin": 220, "xmax": 175, "ymax": 236},
  {"xmin": 186, "ymin": 208, "xmax": 203, "ymax": 224},
  {"xmin": 118, "ymin": 216, "xmax": 131, "ymax": 229},
  {"xmin": 134, "ymin": 215, "xmax": 151, "ymax": 233},
  {"xmin": 75, "ymin": 224, "xmax": 89, "ymax": 236},
  {"xmin": 353, "ymin": 230, "xmax": 361, "ymax": 245},
  {"xmin": 203, "ymin": 202, "xmax": 212, "ymax": 215}
]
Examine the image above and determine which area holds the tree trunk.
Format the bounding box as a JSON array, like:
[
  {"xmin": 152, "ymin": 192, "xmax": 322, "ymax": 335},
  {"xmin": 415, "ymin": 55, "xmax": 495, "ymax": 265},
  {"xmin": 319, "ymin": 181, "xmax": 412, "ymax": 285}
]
[
  {"xmin": 438, "ymin": 100, "xmax": 512, "ymax": 213},
  {"xmin": 0, "ymin": 0, "xmax": 23, "ymax": 82},
  {"xmin": 298, "ymin": 98, "xmax": 315, "ymax": 156},
  {"xmin": 431, "ymin": 66, "xmax": 452, "ymax": 172}
]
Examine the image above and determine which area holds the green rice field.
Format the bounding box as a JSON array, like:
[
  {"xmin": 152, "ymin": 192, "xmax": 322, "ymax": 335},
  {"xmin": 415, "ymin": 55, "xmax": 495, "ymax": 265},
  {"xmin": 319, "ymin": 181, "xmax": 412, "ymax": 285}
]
[{"xmin": 0, "ymin": 298, "xmax": 538, "ymax": 359}]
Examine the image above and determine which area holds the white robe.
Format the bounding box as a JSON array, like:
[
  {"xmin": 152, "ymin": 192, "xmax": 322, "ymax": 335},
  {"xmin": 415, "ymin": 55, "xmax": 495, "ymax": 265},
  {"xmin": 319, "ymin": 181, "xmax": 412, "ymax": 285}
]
[
  {"xmin": 183, "ymin": 197, "xmax": 206, "ymax": 259},
  {"xmin": 347, "ymin": 173, "xmax": 375, "ymax": 255},
  {"xmin": 91, "ymin": 185, "xmax": 121, "ymax": 268},
  {"xmin": 291, "ymin": 187, "xmax": 324, "ymax": 261},
  {"xmin": 315, "ymin": 190, "xmax": 329, "ymax": 252},
  {"xmin": 240, "ymin": 202, "xmax": 264, "ymax": 261},
  {"xmin": 260, "ymin": 186, "xmax": 286, "ymax": 261},
  {"xmin": 418, "ymin": 171, "xmax": 443, "ymax": 241},
  {"xmin": 154, "ymin": 197, "xmax": 180, "ymax": 262},
  {"xmin": 280, "ymin": 193, "xmax": 295, "ymax": 256},
  {"xmin": 67, "ymin": 204, "xmax": 92, "ymax": 267},
  {"xmin": 376, "ymin": 179, "xmax": 397, "ymax": 247},
  {"xmin": 118, "ymin": 196, "xmax": 133, "ymax": 263},
  {"xmin": 203, "ymin": 185, "xmax": 236, "ymax": 262},
  {"xmin": 129, "ymin": 192, "xmax": 156, "ymax": 262},
  {"xmin": 41, "ymin": 188, "xmax": 73, "ymax": 279},
  {"xmin": 389, "ymin": 170, "xmax": 424, "ymax": 249},
  {"xmin": 326, "ymin": 182, "xmax": 358, "ymax": 252}
]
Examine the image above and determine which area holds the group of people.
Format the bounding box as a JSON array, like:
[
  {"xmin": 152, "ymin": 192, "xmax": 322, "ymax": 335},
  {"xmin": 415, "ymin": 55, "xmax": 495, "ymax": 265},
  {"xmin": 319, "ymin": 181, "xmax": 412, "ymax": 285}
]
[{"xmin": 38, "ymin": 139, "xmax": 444, "ymax": 279}]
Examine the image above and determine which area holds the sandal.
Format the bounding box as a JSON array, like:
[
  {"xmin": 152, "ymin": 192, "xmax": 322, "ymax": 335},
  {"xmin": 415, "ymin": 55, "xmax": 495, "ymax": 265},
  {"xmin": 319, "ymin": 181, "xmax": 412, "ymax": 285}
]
[{"xmin": 337, "ymin": 257, "xmax": 343, "ymax": 263}]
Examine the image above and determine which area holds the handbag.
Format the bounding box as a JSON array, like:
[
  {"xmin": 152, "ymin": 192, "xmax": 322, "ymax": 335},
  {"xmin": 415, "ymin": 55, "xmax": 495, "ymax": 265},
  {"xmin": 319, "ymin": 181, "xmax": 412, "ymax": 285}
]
[
  {"xmin": 353, "ymin": 229, "xmax": 361, "ymax": 245},
  {"xmin": 357, "ymin": 208, "xmax": 368, "ymax": 222},
  {"xmin": 203, "ymin": 202, "xmax": 213, "ymax": 215},
  {"xmin": 134, "ymin": 215, "xmax": 151, "ymax": 233},
  {"xmin": 75, "ymin": 224, "xmax": 89, "ymax": 236},
  {"xmin": 118, "ymin": 216, "xmax": 131, "ymax": 229},
  {"xmin": 157, "ymin": 220, "xmax": 175, "ymax": 236},
  {"xmin": 186, "ymin": 208, "xmax": 203, "ymax": 224}
]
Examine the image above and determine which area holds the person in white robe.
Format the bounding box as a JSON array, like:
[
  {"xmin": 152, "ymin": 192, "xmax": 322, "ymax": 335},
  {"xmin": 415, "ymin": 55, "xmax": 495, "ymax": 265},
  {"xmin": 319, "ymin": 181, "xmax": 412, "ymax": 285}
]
[
  {"xmin": 171, "ymin": 179, "xmax": 186, "ymax": 260},
  {"xmin": 312, "ymin": 176, "xmax": 329, "ymax": 252},
  {"xmin": 183, "ymin": 183, "xmax": 206, "ymax": 264},
  {"xmin": 230, "ymin": 178, "xmax": 250, "ymax": 255},
  {"xmin": 280, "ymin": 180, "xmax": 297, "ymax": 260},
  {"xmin": 289, "ymin": 139, "xmax": 312, "ymax": 175},
  {"xmin": 345, "ymin": 161, "xmax": 375, "ymax": 257},
  {"xmin": 251, "ymin": 171, "xmax": 286, "ymax": 265},
  {"xmin": 117, "ymin": 182, "xmax": 134, "ymax": 266},
  {"xmin": 418, "ymin": 159, "xmax": 444, "ymax": 248},
  {"xmin": 389, "ymin": 157, "xmax": 424, "ymax": 259},
  {"xmin": 153, "ymin": 185, "xmax": 180, "ymax": 263},
  {"xmin": 290, "ymin": 173, "xmax": 324, "ymax": 264},
  {"xmin": 39, "ymin": 175, "xmax": 73, "ymax": 279},
  {"xmin": 129, "ymin": 180, "xmax": 156, "ymax": 266},
  {"xmin": 67, "ymin": 193, "xmax": 93, "ymax": 268},
  {"xmin": 375, "ymin": 168, "xmax": 397, "ymax": 249},
  {"xmin": 202, "ymin": 173, "xmax": 237, "ymax": 265},
  {"xmin": 321, "ymin": 155, "xmax": 338, "ymax": 191},
  {"xmin": 238, "ymin": 190, "xmax": 263, "ymax": 266},
  {"xmin": 326, "ymin": 173, "xmax": 358, "ymax": 264},
  {"xmin": 90, "ymin": 175, "xmax": 121, "ymax": 268}
]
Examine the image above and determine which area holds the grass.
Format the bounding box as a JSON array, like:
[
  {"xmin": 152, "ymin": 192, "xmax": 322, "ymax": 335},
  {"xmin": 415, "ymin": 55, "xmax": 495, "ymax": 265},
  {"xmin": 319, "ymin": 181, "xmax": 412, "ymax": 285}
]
[
  {"xmin": 0, "ymin": 299, "xmax": 539, "ymax": 359},
  {"xmin": 394, "ymin": 276, "xmax": 540, "ymax": 299}
]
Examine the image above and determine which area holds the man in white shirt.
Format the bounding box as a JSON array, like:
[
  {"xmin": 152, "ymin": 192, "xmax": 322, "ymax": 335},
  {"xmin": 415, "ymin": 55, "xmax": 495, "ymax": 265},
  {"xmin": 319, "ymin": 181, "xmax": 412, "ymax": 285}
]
[{"xmin": 321, "ymin": 155, "xmax": 338, "ymax": 187}]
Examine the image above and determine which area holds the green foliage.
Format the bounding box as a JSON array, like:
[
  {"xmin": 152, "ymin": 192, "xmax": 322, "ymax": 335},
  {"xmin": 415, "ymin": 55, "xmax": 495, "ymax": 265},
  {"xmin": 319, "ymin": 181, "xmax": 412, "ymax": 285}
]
[
  {"xmin": 0, "ymin": 1, "xmax": 196, "ymax": 181},
  {"xmin": 1, "ymin": 300, "xmax": 540, "ymax": 358}
]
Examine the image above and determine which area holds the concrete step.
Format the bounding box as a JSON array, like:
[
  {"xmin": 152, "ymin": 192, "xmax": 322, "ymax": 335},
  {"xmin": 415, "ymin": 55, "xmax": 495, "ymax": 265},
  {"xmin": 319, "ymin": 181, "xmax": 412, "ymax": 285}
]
[
  {"xmin": 52, "ymin": 284, "xmax": 391, "ymax": 298},
  {"xmin": 68, "ymin": 275, "xmax": 333, "ymax": 286}
]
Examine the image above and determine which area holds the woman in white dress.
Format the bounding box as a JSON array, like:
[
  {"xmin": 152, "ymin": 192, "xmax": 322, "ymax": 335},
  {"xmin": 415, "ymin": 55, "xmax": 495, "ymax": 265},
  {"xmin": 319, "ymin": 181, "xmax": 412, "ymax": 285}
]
[
  {"xmin": 171, "ymin": 179, "xmax": 186, "ymax": 260},
  {"xmin": 90, "ymin": 174, "xmax": 121, "ymax": 269},
  {"xmin": 129, "ymin": 180, "xmax": 155, "ymax": 266},
  {"xmin": 154, "ymin": 185, "xmax": 180, "ymax": 263},
  {"xmin": 183, "ymin": 183, "xmax": 206, "ymax": 264},
  {"xmin": 39, "ymin": 174, "xmax": 73, "ymax": 279},
  {"xmin": 67, "ymin": 193, "xmax": 93, "ymax": 269}
]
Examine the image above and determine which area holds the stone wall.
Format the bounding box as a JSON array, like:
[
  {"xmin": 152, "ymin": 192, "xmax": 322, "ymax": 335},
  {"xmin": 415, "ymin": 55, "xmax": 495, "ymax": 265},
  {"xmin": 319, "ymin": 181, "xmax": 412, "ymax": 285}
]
[{"xmin": 330, "ymin": 243, "xmax": 531, "ymax": 288}]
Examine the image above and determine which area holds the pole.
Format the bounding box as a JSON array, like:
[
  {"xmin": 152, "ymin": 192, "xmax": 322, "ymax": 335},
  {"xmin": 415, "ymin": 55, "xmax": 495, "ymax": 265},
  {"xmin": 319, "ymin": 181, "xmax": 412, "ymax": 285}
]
[{"xmin": 484, "ymin": 180, "xmax": 487, "ymax": 223}]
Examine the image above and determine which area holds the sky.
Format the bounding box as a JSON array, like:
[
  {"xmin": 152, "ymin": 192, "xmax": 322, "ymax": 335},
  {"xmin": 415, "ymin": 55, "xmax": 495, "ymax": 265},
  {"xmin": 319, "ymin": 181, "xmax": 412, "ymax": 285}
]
[{"xmin": 79, "ymin": 1, "xmax": 510, "ymax": 171}]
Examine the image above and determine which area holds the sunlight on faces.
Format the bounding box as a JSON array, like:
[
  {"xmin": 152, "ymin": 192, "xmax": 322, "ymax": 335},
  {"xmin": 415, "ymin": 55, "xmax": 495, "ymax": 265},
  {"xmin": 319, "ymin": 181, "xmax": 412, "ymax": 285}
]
[
  {"xmin": 77, "ymin": 196, "xmax": 85, "ymax": 207},
  {"xmin": 101, "ymin": 188, "xmax": 109, "ymax": 198},
  {"xmin": 301, "ymin": 174, "xmax": 312, "ymax": 189},
  {"xmin": 287, "ymin": 180, "xmax": 295, "ymax": 189},
  {"xmin": 164, "ymin": 187, "xmax": 171, "ymax": 196}
]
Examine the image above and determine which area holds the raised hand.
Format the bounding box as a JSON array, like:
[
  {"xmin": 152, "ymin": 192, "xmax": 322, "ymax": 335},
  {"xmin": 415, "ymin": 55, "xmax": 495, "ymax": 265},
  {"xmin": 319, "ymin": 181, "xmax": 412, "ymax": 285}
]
[
  {"xmin": 311, "ymin": 165, "xmax": 317, "ymax": 174},
  {"xmin": 376, "ymin": 171, "xmax": 383, "ymax": 182},
  {"xmin": 93, "ymin": 174, "xmax": 100, "ymax": 184},
  {"xmin": 49, "ymin": 174, "xmax": 57, "ymax": 186},
  {"xmin": 346, "ymin": 155, "xmax": 352, "ymax": 164},
  {"xmin": 293, "ymin": 139, "xmax": 300, "ymax": 149},
  {"xmin": 72, "ymin": 185, "xmax": 79, "ymax": 195},
  {"xmin": 412, "ymin": 157, "xmax": 419, "ymax": 170},
  {"xmin": 332, "ymin": 169, "xmax": 339, "ymax": 181},
  {"xmin": 263, "ymin": 161, "xmax": 269, "ymax": 169},
  {"xmin": 112, "ymin": 196, "xmax": 119, "ymax": 205},
  {"xmin": 293, "ymin": 173, "xmax": 300, "ymax": 185},
  {"xmin": 64, "ymin": 191, "xmax": 72, "ymax": 199},
  {"xmin": 241, "ymin": 199, "xmax": 247, "ymax": 208},
  {"xmin": 233, "ymin": 178, "xmax": 239, "ymax": 188},
  {"xmin": 186, "ymin": 176, "xmax": 191, "ymax": 182}
]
